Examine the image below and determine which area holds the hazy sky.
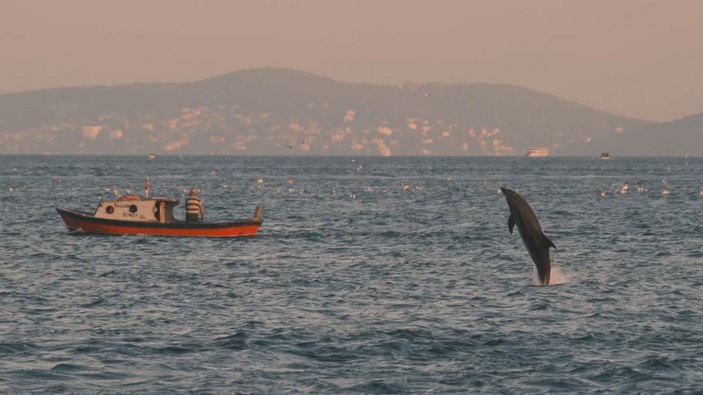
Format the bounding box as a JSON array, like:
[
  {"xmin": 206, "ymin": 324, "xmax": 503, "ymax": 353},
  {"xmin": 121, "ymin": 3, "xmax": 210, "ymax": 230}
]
[{"xmin": 2, "ymin": 0, "xmax": 702, "ymax": 122}]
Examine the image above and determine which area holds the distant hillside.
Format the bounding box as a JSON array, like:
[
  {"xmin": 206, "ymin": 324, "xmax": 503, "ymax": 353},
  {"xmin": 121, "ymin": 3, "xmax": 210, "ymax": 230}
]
[
  {"xmin": 561, "ymin": 113, "xmax": 703, "ymax": 156},
  {"xmin": 0, "ymin": 68, "xmax": 652, "ymax": 155}
]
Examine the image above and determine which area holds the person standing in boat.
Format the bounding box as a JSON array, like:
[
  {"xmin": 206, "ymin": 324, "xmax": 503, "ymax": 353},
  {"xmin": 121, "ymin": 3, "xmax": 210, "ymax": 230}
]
[{"xmin": 185, "ymin": 188, "xmax": 204, "ymax": 221}]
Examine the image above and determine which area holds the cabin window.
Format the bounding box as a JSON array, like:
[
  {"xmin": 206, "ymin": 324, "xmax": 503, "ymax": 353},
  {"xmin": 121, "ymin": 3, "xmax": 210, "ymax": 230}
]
[
  {"xmin": 105, "ymin": 206, "xmax": 114, "ymax": 214},
  {"xmin": 129, "ymin": 205, "xmax": 138, "ymax": 213}
]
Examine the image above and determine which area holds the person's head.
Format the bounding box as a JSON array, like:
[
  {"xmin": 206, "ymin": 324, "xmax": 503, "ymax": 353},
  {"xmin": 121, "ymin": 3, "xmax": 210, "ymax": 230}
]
[{"xmin": 190, "ymin": 188, "xmax": 197, "ymax": 196}]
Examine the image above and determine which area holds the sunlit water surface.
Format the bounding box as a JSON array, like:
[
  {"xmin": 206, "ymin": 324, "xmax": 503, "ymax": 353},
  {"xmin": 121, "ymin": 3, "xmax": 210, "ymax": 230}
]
[{"xmin": 1, "ymin": 156, "xmax": 702, "ymax": 393}]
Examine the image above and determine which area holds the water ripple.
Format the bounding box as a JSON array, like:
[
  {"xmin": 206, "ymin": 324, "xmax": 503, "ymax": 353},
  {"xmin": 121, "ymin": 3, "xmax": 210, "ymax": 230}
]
[{"xmin": 1, "ymin": 156, "xmax": 702, "ymax": 393}]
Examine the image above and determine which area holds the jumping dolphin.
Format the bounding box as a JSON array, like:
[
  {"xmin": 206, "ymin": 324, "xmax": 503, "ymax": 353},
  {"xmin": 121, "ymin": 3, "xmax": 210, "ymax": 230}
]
[{"xmin": 500, "ymin": 187, "xmax": 556, "ymax": 285}]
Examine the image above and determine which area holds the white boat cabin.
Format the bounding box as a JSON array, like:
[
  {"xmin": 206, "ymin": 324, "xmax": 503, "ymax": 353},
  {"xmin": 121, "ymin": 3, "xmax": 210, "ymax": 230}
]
[{"xmin": 94, "ymin": 196, "xmax": 179, "ymax": 223}]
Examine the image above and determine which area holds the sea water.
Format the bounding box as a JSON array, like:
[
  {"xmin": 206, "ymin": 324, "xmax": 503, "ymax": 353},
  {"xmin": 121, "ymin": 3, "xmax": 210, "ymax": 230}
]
[{"xmin": 1, "ymin": 155, "xmax": 702, "ymax": 393}]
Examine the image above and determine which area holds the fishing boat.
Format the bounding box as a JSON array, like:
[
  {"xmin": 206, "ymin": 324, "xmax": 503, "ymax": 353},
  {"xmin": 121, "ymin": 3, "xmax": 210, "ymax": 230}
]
[
  {"xmin": 600, "ymin": 152, "xmax": 611, "ymax": 160},
  {"xmin": 57, "ymin": 194, "xmax": 263, "ymax": 237}
]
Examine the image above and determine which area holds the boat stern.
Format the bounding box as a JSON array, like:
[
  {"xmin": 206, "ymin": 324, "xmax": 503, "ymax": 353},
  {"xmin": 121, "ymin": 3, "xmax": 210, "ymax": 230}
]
[{"xmin": 254, "ymin": 204, "xmax": 264, "ymax": 223}]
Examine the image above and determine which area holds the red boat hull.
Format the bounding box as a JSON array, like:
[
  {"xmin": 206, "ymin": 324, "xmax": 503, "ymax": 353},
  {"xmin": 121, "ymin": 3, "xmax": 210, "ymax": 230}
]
[{"xmin": 57, "ymin": 207, "xmax": 262, "ymax": 237}]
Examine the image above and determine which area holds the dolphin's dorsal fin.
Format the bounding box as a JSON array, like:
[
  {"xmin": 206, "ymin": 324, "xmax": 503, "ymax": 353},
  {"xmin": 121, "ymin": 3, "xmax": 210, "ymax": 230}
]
[
  {"xmin": 543, "ymin": 233, "xmax": 556, "ymax": 249},
  {"xmin": 508, "ymin": 214, "xmax": 515, "ymax": 234}
]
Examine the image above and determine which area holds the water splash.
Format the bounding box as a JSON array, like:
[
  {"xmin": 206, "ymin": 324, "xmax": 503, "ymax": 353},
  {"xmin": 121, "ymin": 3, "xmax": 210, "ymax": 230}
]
[{"xmin": 531, "ymin": 266, "xmax": 567, "ymax": 286}]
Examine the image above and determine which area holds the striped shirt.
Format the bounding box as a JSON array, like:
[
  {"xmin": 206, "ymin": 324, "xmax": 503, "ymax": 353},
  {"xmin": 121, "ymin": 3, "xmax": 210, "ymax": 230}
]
[{"xmin": 186, "ymin": 196, "xmax": 202, "ymax": 215}]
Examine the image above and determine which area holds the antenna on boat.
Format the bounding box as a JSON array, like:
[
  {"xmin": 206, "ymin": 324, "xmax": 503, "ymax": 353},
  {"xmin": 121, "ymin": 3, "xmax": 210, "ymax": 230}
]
[{"xmin": 145, "ymin": 177, "xmax": 150, "ymax": 198}]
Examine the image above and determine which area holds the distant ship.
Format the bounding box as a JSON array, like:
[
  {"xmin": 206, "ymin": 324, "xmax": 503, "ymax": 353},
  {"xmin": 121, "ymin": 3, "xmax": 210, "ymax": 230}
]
[
  {"xmin": 148, "ymin": 153, "xmax": 157, "ymax": 159},
  {"xmin": 525, "ymin": 147, "xmax": 549, "ymax": 157},
  {"xmin": 600, "ymin": 152, "xmax": 611, "ymax": 160}
]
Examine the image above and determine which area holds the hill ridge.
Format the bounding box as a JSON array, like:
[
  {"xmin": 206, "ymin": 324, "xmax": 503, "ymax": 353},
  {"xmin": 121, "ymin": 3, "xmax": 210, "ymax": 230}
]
[{"xmin": 0, "ymin": 68, "xmax": 663, "ymax": 155}]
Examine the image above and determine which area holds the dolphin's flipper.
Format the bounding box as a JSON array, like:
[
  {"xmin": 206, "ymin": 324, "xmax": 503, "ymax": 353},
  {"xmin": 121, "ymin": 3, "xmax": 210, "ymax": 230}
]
[
  {"xmin": 508, "ymin": 214, "xmax": 515, "ymax": 233},
  {"xmin": 543, "ymin": 234, "xmax": 556, "ymax": 250}
]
